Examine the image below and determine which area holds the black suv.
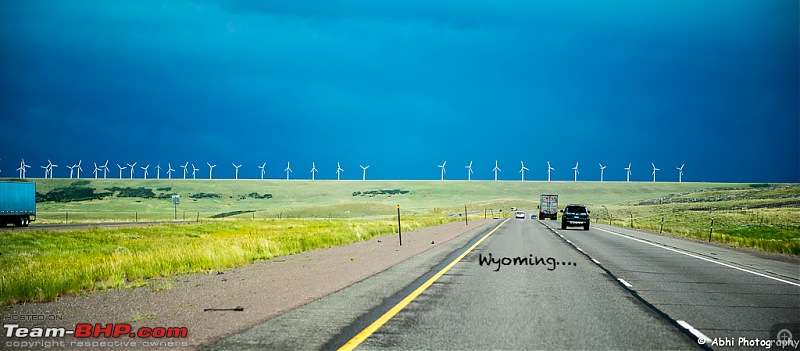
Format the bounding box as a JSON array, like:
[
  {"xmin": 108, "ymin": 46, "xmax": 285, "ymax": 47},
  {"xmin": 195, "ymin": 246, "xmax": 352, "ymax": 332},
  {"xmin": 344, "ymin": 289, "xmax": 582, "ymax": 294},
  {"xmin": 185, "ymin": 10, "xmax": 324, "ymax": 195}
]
[{"xmin": 560, "ymin": 204, "xmax": 590, "ymax": 230}]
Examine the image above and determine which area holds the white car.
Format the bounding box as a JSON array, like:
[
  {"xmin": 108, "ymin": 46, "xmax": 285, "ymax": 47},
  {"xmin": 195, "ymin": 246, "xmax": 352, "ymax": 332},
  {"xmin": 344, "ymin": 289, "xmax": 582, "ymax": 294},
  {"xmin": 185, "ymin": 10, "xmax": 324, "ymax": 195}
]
[{"xmin": 515, "ymin": 211, "xmax": 525, "ymax": 219}]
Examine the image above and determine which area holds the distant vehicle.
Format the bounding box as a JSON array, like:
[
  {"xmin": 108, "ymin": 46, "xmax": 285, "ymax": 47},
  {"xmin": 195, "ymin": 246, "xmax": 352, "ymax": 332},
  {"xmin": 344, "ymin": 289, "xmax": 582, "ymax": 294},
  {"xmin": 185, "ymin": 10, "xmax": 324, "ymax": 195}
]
[
  {"xmin": 538, "ymin": 194, "xmax": 558, "ymax": 220},
  {"xmin": 515, "ymin": 211, "xmax": 525, "ymax": 219},
  {"xmin": 561, "ymin": 204, "xmax": 590, "ymax": 230},
  {"xmin": 0, "ymin": 181, "xmax": 36, "ymax": 227},
  {"xmin": 531, "ymin": 213, "xmax": 537, "ymax": 219},
  {"xmin": 511, "ymin": 207, "xmax": 517, "ymax": 211}
]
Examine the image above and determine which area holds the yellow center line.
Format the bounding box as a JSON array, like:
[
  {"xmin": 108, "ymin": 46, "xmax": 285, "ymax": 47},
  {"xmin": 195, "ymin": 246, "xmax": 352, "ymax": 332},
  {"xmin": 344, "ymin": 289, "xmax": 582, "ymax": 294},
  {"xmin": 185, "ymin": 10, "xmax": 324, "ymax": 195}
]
[{"xmin": 338, "ymin": 218, "xmax": 511, "ymax": 351}]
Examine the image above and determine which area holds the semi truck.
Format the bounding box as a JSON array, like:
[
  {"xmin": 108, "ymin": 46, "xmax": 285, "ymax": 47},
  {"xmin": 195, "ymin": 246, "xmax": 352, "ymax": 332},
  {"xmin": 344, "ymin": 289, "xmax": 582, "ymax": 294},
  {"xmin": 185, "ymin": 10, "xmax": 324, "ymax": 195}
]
[
  {"xmin": 538, "ymin": 194, "xmax": 558, "ymax": 220},
  {"xmin": 0, "ymin": 181, "xmax": 36, "ymax": 227}
]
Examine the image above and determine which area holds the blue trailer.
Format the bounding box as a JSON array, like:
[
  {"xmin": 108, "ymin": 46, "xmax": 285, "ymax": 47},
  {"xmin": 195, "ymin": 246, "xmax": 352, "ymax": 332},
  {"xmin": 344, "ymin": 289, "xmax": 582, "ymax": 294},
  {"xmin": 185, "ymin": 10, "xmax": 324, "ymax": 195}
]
[{"xmin": 0, "ymin": 181, "xmax": 36, "ymax": 227}]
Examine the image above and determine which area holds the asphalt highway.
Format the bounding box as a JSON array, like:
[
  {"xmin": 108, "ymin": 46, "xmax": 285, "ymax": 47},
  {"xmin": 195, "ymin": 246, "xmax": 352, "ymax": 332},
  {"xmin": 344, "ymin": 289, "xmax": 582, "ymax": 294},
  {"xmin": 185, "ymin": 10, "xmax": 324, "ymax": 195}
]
[{"xmin": 205, "ymin": 218, "xmax": 799, "ymax": 350}]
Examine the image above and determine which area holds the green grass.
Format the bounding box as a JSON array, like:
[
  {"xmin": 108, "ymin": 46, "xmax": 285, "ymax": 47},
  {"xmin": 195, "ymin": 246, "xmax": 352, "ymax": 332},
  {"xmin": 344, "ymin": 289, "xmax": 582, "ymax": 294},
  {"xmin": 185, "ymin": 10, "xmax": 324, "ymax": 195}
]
[
  {"xmin": 0, "ymin": 216, "xmax": 461, "ymax": 305},
  {"xmin": 26, "ymin": 178, "xmax": 749, "ymax": 222},
  {"xmin": 596, "ymin": 185, "xmax": 800, "ymax": 255}
]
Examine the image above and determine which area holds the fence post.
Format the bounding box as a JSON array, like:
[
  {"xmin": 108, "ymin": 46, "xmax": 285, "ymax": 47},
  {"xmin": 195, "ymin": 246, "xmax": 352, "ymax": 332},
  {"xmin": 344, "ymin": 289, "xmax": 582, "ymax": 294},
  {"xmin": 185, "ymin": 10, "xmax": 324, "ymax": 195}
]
[
  {"xmin": 465, "ymin": 206, "xmax": 468, "ymax": 225},
  {"xmin": 630, "ymin": 214, "xmax": 634, "ymax": 228},
  {"xmin": 65, "ymin": 212, "xmax": 68, "ymax": 224},
  {"xmin": 708, "ymin": 218, "xmax": 714, "ymax": 242},
  {"xmin": 135, "ymin": 212, "xmax": 138, "ymax": 223},
  {"xmin": 660, "ymin": 216, "xmax": 664, "ymax": 233}
]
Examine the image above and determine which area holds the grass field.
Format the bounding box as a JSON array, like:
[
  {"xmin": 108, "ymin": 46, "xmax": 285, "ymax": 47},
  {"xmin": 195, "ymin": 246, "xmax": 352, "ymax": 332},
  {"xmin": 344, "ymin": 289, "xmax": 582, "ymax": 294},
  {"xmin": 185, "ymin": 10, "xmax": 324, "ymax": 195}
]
[
  {"xmin": 1, "ymin": 178, "xmax": 797, "ymax": 305},
  {"xmin": 0, "ymin": 215, "xmax": 460, "ymax": 305}
]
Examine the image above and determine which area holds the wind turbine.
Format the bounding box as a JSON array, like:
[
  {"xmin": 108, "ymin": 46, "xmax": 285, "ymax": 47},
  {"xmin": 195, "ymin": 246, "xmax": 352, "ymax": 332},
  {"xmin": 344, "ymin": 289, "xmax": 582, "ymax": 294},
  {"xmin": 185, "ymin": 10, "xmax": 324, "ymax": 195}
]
[
  {"xmin": 191, "ymin": 164, "xmax": 199, "ymax": 179},
  {"xmin": 93, "ymin": 162, "xmax": 101, "ymax": 179},
  {"xmin": 155, "ymin": 164, "xmax": 162, "ymax": 179},
  {"xmin": 75, "ymin": 160, "xmax": 83, "ymax": 179},
  {"xmin": 652, "ymin": 163, "xmax": 659, "ymax": 183},
  {"xmin": 677, "ymin": 164, "xmax": 684, "ymax": 183},
  {"xmin": 360, "ymin": 165, "xmax": 369, "ymax": 181},
  {"xmin": 624, "ymin": 163, "xmax": 632, "ymax": 182},
  {"xmin": 599, "ymin": 163, "xmax": 607, "ymax": 182},
  {"xmin": 117, "ymin": 164, "xmax": 126, "ymax": 179},
  {"xmin": 67, "ymin": 164, "xmax": 77, "ymax": 179},
  {"xmin": 258, "ymin": 163, "xmax": 266, "ymax": 180},
  {"xmin": 284, "ymin": 162, "xmax": 292, "ymax": 180},
  {"xmin": 167, "ymin": 163, "xmax": 175, "ymax": 179},
  {"xmin": 141, "ymin": 165, "xmax": 150, "ymax": 180},
  {"xmin": 232, "ymin": 163, "xmax": 242, "ymax": 180},
  {"xmin": 546, "ymin": 161, "xmax": 554, "ymax": 182},
  {"xmin": 492, "ymin": 160, "xmax": 501, "ymax": 181},
  {"xmin": 465, "ymin": 161, "xmax": 473, "ymax": 181},
  {"xmin": 438, "ymin": 161, "xmax": 446, "ymax": 181},
  {"xmin": 572, "ymin": 162, "xmax": 579, "ymax": 182},
  {"xmin": 101, "ymin": 160, "xmax": 109, "ymax": 179},
  {"xmin": 17, "ymin": 160, "xmax": 29, "ymax": 178},
  {"xmin": 41, "ymin": 164, "xmax": 49, "ymax": 178},
  {"xmin": 181, "ymin": 162, "xmax": 189, "ymax": 179},
  {"xmin": 207, "ymin": 162, "xmax": 216, "ymax": 180},
  {"xmin": 126, "ymin": 162, "xmax": 137, "ymax": 179},
  {"xmin": 519, "ymin": 161, "xmax": 529, "ymax": 181},
  {"xmin": 310, "ymin": 162, "xmax": 318, "ymax": 181},
  {"xmin": 336, "ymin": 162, "xmax": 344, "ymax": 181}
]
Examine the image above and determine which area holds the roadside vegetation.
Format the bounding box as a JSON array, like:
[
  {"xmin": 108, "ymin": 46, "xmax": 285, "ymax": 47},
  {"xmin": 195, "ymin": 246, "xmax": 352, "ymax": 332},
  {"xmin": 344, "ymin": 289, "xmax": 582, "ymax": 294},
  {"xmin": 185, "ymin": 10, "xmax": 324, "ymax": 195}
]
[
  {"xmin": 599, "ymin": 184, "xmax": 800, "ymax": 255},
  {"xmin": 0, "ymin": 216, "xmax": 462, "ymax": 305}
]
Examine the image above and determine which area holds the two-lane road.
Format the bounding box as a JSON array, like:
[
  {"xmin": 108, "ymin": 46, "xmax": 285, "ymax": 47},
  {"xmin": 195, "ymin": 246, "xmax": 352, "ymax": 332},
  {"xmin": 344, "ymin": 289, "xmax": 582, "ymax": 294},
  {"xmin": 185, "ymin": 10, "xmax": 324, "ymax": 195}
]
[{"xmin": 205, "ymin": 218, "xmax": 799, "ymax": 350}]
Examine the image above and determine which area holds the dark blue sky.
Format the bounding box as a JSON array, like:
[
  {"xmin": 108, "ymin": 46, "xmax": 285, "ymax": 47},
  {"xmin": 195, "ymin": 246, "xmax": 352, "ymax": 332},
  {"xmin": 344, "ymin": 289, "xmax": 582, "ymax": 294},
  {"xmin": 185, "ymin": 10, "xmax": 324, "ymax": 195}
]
[{"xmin": 1, "ymin": 0, "xmax": 798, "ymax": 182}]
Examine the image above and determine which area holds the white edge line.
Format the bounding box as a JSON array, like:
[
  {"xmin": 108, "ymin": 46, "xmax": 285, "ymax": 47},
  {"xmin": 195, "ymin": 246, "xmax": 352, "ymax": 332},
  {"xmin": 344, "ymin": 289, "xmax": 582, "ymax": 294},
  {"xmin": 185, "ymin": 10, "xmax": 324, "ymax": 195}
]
[
  {"xmin": 592, "ymin": 258, "xmax": 600, "ymax": 264},
  {"xmin": 595, "ymin": 227, "xmax": 800, "ymax": 287},
  {"xmin": 677, "ymin": 320, "xmax": 711, "ymax": 342},
  {"xmin": 618, "ymin": 278, "xmax": 633, "ymax": 288}
]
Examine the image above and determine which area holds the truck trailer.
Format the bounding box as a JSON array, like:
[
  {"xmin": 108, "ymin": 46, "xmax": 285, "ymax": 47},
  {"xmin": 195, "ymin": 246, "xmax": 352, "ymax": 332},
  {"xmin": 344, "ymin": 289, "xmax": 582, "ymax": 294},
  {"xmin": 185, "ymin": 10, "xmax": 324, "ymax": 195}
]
[
  {"xmin": 0, "ymin": 181, "xmax": 36, "ymax": 227},
  {"xmin": 538, "ymin": 194, "xmax": 558, "ymax": 220}
]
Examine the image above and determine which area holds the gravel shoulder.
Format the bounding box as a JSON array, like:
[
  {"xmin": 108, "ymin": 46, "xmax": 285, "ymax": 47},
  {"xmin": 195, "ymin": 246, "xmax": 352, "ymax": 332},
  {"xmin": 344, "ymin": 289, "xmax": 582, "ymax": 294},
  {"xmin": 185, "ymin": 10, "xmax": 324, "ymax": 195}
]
[{"xmin": 3, "ymin": 219, "xmax": 492, "ymax": 350}]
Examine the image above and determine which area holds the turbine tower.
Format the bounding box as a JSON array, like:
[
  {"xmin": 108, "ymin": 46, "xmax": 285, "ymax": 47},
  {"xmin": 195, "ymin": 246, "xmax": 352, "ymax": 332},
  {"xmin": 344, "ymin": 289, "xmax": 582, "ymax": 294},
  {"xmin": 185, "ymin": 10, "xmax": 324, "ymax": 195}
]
[
  {"xmin": 141, "ymin": 165, "xmax": 150, "ymax": 180},
  {"xmin": 519, "ymin": 161, "xmax": 529, "ymax": 181},
  {"xmin": 155, "ymin": 164, "xmax": 162, "ymax": 179},
  {"xmin": 167, "ymin": 163, "xmax": 175, "ymax": 179},
  {"xmin": 258, "ymin": 162, "xmax": 266, "ymax": 180},
  {"xmin": 465, "ymin": 161, "xmax": 473, "ymax": 181},
  {"xmin": 310, "ymin": 162, "xmax": 318, "ymax": 181},
  {"xmin": 75, "ymin": 160, "xmax": 83, "ymax": 179},
  {"xmin": 284, "ymin": 162, "xmax": 292, "ymax": 180},
  {"xmin": 207, "ymin": 162, "xmax": 216, "ymax": 180},
  {"xmin": 492, "ymin": 160, "xmax": 501, "ymax": 181},
  {"xmin": 181, "ymin": 162, "xmax": 189, "ymax": 179},
  {"xmin": 336, "ymin": 162, "xmax": 344, "ymax": 181},
  {"xmin": 599, "ymin": 163, "xmax": 607, "ymax": 182},
  {"xmin": 624, "ymin": 163, "xmax": 632, "ymax": 182},
  {"xmin": 191, "ymin": 164, "xmax": 199, "ymax": 179},
  {"xmin": 572, "ymin": 162, "xmax": 579, "ymax": 182},
  {"xmin": 232, "ymin": 163, "xmax": 242, "ymax": 180},
  {"xmin": 126, "ymin": 162, "xmax": 137, "ymax": 179},
  {"xmin": 67, "ymin": 164, "xmax": 77, "ymax": 179},
  {"xmin": 93, "ymin": 162, "xmax": 101, "ymax": 179},
  {"xmin": 676, "ymin": 164, "xmax": 684, "ymax": 183},
  {"xmin": 117, "ymin": 164, "xmax": 126, "ymax": 179},
  {"xmin": 50, "ymin": 161, "xmax": 58, "ymax": 178},
  {"xmin": 546, "ymin": 161, "xmax": 554, "ymax": 182},
  {"xmin": 101, "ymin": 160, "xmax": 109, "ymax": 179},
  {"xmin": 360, "ymin": 165, "xmax": 369, "ymax": 181},
  {"xmin": 651, "ymin": 163, "xmax": 659, "ymax": 183},
  {"xmin": 438, "ymin": 161, "xmax": 446, "ymax": 181},
  {"xmin": 41, "ymin": 164, "xmax": 50, "ymax": 178}
]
